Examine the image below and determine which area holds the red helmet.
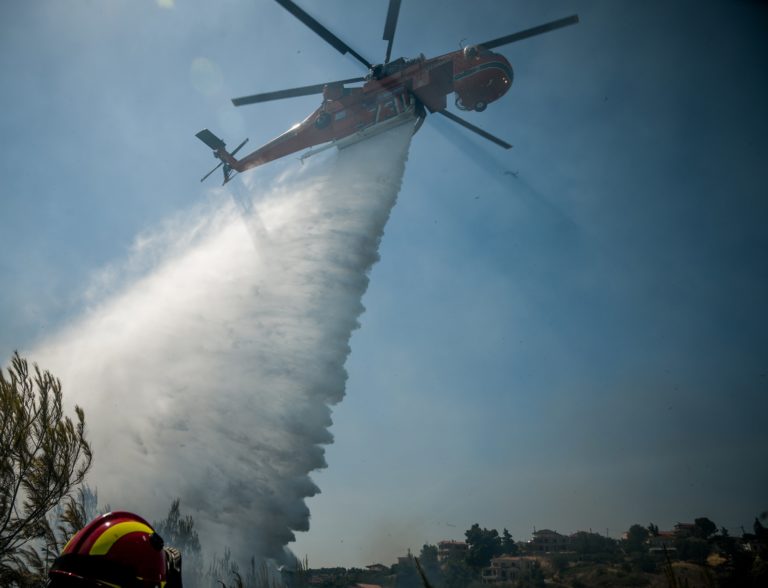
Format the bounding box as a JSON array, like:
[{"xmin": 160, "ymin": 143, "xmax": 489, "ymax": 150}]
[{"xmin": 48, "ymin": 511, "xmax": 181, "ymax": 588}]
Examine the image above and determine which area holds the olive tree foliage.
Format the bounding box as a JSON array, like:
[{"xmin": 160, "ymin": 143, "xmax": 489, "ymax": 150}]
[
  {"xmin": 15, "ymin": 487, "xmax": 99, "ymax": 586},
  {"xmin": 624, "ymin": 524, "xmax": 649, "ymax": 553},
  {"xmin": 154, "ymin": 498, "xmax": 203, "ymax": 587},
  {"xmin": 693, "ymin": 516, "xmax": 717, "ymax": 540},
  {"xmin": 416, "ymin": 545, "xmax": 440, "ymax": 586},
  {"xmin": 0, "ymin": 353, "xmax": 93, "ymax": 583},
  {"xmin": 500, "ymin": 528, "xmax": 519, "ymax": 555},
  {"xmin": 206, "ymin": 549, "xmax": 282, "ymax": 588},
  {"xmin": 154, "ymin": 498, "xmax": 201, "ymax": 557}
]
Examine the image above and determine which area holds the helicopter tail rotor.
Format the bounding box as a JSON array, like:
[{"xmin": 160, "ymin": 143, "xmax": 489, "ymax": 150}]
[{"xmin": 196, "ymin": 129, "xmax": 249, "ymax": 185}]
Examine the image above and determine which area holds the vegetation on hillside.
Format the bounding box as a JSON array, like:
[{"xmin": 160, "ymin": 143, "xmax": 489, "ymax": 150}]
[{"xmin": 0, "ymin": 353, "xmax": 93, "ymax": 586}]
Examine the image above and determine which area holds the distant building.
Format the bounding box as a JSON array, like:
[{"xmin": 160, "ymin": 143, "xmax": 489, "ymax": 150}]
[
  {"xmin": 304, "ymin": 567, "xmax": 346, "ymax": 586},
  {"xmin": 648, "ymin": 531, "xmax": 678, "ymax": 557},
  {"xmin": 481, "ymin": 556, "xmax": 537, "ymax": 584},
  {"xmin": 365, "ymin": 564, "xmax": 389, "ymax": 573},
  {"xmin": 674, "ymin": 523, "xmax": 696, "ymax": 538},
  {"xmin": 528, "ymin": 529, "xmax": 569, "ymax": 553},
  {"xmin": 437, "ymin": 540, "xmax": 468, "ymax": 561},
  {"xmin": 648, "ymin": 531, "xmax": 676, "ymax": 548}
]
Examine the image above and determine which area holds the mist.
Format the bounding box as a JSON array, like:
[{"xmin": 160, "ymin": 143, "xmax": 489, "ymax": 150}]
[{"xmin": 29, "ymin": 122, "xmax": 414, "ymax": 563}]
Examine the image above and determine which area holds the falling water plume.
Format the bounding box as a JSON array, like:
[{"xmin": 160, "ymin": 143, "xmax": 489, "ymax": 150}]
[{"xmin": 30, "ymin": 122, "xmax": 414, "ymax": 563}]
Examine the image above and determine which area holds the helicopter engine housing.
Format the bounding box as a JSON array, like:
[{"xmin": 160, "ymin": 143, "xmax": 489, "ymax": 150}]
[{"xmin": 453, "ymin": 49, "xmax": 513, "ymax": 111}]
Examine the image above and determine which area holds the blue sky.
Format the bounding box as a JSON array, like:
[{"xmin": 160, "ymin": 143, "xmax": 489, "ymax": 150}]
[{"xmin": 1, "ymin": 0, "xmax": 767, "ymax": 569}]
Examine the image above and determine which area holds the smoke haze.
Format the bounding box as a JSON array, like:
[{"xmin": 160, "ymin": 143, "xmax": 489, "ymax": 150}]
[{"xmin": 30, "ymin": 123, "xmax": 414, "ymax": 562}]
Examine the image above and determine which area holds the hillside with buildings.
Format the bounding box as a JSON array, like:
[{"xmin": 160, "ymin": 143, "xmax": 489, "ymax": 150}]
[{"xmin": 291, "ymin": 515, "xmax": 768, "ymax": 588}]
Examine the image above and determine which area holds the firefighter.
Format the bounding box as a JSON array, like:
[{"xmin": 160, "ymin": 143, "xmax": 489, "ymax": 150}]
[{"xmin": 47, "ymin": 511, "xmax": 183, "ymax": 588}]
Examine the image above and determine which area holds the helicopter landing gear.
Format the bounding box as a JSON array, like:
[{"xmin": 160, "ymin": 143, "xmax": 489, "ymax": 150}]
[{"xmin": 455, "ymin": 97, "xmax": 486, "ymax": 112}]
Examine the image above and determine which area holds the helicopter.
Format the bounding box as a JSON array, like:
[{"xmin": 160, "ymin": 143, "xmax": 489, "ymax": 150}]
[{"xmin": 196, "ymin": 0, "xmax": 579, "ymax": 184}]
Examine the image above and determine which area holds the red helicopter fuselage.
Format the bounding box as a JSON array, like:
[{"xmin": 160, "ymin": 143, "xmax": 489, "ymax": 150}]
[
  {"xmin": 196, "ymin": 0, "xmax": 578, "ymax": 184},
  {"xmin": 211, "ymin": 48, "xmax": 513, "ymax": 178}
]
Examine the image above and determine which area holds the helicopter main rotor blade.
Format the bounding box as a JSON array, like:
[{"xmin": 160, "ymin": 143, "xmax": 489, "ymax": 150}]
[
  {"xmin": 479, "ymin": 15, "xmax": 579, "ymax": 50},
  {"xmin": 275, "ymin": 0, "xmax": 373, "ymax": 69},
  {"xmin": 232, "ymin": 77, "xmax": 366, "ymax": 106},
  {"xmin": 382, "ymin": 0, "xmax": 402, "ymax": 64},
  {"xmin": 437, "ymin": 110, "xmax": 512, "ymax": 150}
]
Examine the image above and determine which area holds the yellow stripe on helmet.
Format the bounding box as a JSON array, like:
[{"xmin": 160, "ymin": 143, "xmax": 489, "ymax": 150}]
[{"xmin": 89, "ymin": 521, "xmax": 155, "ymax": 555}]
